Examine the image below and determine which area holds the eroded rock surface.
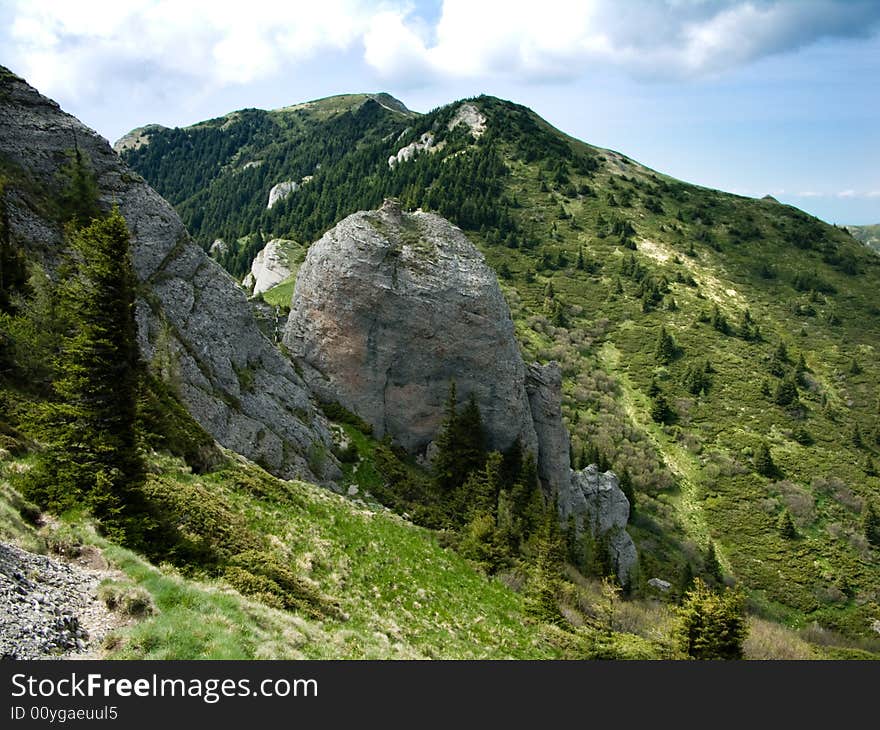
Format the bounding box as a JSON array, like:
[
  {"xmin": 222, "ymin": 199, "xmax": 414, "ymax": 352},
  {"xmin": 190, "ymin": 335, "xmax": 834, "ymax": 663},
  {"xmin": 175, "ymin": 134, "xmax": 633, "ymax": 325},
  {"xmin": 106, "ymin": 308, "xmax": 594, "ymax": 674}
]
[{"xmin": 0, "ymin": 67, "xmax": 336, "ymax": 482}]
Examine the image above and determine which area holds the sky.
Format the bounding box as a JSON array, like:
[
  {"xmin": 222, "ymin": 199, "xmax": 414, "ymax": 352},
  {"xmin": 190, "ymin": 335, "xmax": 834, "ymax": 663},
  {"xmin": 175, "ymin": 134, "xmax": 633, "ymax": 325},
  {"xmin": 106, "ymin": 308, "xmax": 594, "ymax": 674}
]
[{"xmin": 1, "ymin": 0, "xmax": 878, "ymax": 224}]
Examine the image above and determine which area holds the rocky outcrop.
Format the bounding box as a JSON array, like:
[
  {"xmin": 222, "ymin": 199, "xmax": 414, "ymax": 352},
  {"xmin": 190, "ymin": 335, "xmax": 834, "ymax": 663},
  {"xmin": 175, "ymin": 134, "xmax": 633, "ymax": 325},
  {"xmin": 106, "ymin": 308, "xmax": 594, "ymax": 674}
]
[
  {"xmin": 526, "ymin": 363, "xmax": 637, "ymax": 583},
  {"xmin": 0, "ymin": 541, "xmax": 110, "ymax": 659},
  {"xmin": 284, "ymin": 199, "xmax": 540, "ymax": 458},
  {"xmin": 268, "ymin": 180, "xmax": 298, "ymax": 209},
  {"xmin": 242, "ymin": 238, "xmax": 295, "ymax": 296},
  {"xmin": 388, "ymin": 132, "xmax": 436, "ymax": 168},
  {"xmin": 565, "ymin": 466, "xmax": 637, "ymax": 585},
  {"xmin": 209, "ymin": 238, "xmax": 228, "ymax": 258},
  {"xmin": 0, "ymin": 67, "xmax": 336, "ymax": 482},
  {"xmin": 448, "ymin": 102, "xmax": 487, "ymax": 138},
  {"xmin": 112, "ymin": 123, "xmax": 167, "ymax": 154},
  {"xmin": 525, "ymin": 362, "xmax": 572, "ymax": 491},
  {"xmin": 283, "ymin": 199, "xmax": 636, "ymax": 579}
]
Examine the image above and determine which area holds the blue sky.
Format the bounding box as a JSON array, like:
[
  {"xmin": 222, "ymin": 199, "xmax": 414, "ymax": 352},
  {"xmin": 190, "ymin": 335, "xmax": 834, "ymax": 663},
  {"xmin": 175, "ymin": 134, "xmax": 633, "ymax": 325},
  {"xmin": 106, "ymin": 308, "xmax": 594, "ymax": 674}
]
[{"xmin": 2, "ymin": 0, "xmax": 878, "ymax": 224}]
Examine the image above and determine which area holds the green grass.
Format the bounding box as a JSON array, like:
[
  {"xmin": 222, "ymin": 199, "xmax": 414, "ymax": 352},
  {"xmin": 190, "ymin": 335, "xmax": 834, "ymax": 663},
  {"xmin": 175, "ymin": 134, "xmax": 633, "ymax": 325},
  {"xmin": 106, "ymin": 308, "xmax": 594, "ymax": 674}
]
[{"xmin": 261, "ymin": 275, "xmax": 296, "ymax": 308}]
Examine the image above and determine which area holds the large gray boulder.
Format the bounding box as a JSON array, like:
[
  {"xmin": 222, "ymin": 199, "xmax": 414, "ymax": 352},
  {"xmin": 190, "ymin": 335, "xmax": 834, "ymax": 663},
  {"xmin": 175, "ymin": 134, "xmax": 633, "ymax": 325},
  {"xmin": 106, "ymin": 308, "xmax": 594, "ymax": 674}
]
[
  {"xmin": 284, "ymin": 198, "xmax": 540, "ymax": 459},
  {"xmin": 0, "ymin": 67, "xmax": 336, "ymax": 482}
]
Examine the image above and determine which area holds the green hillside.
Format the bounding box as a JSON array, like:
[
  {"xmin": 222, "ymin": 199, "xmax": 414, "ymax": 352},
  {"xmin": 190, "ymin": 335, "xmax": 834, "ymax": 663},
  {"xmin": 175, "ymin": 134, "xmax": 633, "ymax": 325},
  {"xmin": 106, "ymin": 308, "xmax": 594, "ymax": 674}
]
[
  {"xmin": 847, "ymin": 224, "xmax": 880, "ymax": 254},
  {"xmin": 122, "ymin": 94, "xmax": 880, "ymax": 643}
]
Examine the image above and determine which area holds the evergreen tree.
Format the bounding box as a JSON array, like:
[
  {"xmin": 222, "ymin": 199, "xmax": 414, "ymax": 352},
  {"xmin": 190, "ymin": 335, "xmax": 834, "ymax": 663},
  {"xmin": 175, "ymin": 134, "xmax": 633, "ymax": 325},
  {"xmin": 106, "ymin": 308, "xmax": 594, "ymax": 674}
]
[
  {"xmin": 618, "ymin": 467, "xmax": 635, "ymax": 518},
  {"xmin": 655, "ymin": 326, "xmax": 676, "ymax": 364},
  {"xmin": 754, "ymin": 441, "xmax": 777, "ymax": 478},
  {"xmin": 651, "ymin": 392, "xmax": 673, "ymax": 424},
  {"xmin": 863, "ymin": 500, "xmax": 880, "ymax": 548},
  {"xmin": 675, "ymin": 579, "xmax": 748, "ymax": 660},
  {"xmin": 24, "ymin": 210, "xmax": 144, "ymax": 536},
  {"xmin": 0, "ymin": 186, "xmax": 28, "ymax": 314},
  {"xmin": 677, "ymin": 561, "xmax": 695, "ymax": 598},
  {"xmin": 777, "ymin": 509, "xmax": 797, "ymax": 539},
  {"xmin": 773, "ymin": 374, "xmax": 799, "ymax": 407},
  {"xmin": 57, "ymin": 147, "xmax": 101, "ymax": 225},
  {"xmin": 432, "ymin": 382, "xmax": 460, "ymax": 492},
  {"xmin": 768, "ymin": 341, "xmax": 789, "ymax": 377},
  {"xmin": 524, "ymin": 514, "xmax": 565, "ymax": 625},
  {"xmin": 703, "ymin": 541, "xmax": 724, "ymax": 585}
]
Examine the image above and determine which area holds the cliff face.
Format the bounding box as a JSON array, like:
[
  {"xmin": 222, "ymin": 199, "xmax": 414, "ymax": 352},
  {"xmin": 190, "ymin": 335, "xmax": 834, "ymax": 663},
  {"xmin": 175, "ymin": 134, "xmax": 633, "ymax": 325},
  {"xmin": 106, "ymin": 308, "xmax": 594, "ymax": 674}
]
[
  {"xmin": 284, "ymin": 199, "xmax": 636, "ymax": 580},
  {"xmin": 0, "ymin": 67, "xmax": 336, "ymax": 482},
  {"xmin": 284, "ymin": 199, "xmax": 542, "ymax": 460}
]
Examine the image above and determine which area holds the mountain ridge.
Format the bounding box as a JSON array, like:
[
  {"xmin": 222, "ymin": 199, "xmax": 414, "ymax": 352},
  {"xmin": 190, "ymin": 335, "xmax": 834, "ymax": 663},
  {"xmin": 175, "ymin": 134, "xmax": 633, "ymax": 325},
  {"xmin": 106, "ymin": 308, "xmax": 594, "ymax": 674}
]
[{"xmin": 120, "ymin": 90, "xmax": 880, "ymax": 639}]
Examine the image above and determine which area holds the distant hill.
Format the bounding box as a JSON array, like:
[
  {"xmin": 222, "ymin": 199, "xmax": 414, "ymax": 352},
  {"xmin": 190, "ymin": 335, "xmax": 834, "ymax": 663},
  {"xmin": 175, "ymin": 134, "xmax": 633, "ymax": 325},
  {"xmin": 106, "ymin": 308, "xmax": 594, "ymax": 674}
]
[{"xmin": 846, "ymin": 224, "xmax": 880, "ymax": 254}]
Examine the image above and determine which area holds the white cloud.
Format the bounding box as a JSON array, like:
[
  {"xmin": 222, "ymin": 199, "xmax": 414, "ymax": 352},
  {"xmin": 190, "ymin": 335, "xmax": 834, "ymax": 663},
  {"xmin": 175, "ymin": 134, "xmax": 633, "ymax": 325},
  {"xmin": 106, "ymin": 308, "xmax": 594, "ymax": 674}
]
[
  {"xmin": 837, "ymin": 190, "xmax": 857, "ymax": 198},
  {"xmin": 4, "ymin": 0, "xmax": 380, "ymax": 100},
  {"xmin": 4, "ymin": 0, "xmax": 880, "ymax": 102},
  {"xmin": 362, "ymin": 0, "xmax": 880, "ymax": 82}
]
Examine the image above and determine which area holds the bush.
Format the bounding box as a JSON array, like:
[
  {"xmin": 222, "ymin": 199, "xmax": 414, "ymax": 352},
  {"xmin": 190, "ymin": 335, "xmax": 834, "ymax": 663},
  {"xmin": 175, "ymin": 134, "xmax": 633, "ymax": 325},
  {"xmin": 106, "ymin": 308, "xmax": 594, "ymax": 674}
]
[
  {"xmin": 225, "ymin": 550, "xmax": 344, "ymax": 620},
  {"xmin": 98, "ymin": 582, "xmax": 156, "ymax": 617}
]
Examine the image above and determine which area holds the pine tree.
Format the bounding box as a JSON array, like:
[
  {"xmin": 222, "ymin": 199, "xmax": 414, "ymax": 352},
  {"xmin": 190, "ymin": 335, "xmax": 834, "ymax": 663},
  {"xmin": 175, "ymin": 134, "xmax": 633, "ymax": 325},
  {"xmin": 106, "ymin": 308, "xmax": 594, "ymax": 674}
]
[
  {"xmin": 651, "ymin": 392, "xmax": 673, "ymax": 424},
  {"xmin": 675, "ymin": 579, "xmax": 748, "ymax": 660},
  {"xmin": 524, "ymin": 514, "xmax": 565, "ymax": 625},
  {"xmin": 432, "ymin": 382, "xmax": 460, "ymax": 492},
  {"xmin": 57, "ymin": 147, "xmax": 101, "ymax": 225},
  {"xmin": 618, "ymin": 468, "xmax": 635, "ymax": 518},
  {"xmin": 768, "ymin": 341, "xmax": 789, "ymax": 377},
  {"xmin": 655, "ymin": 326, "xmax": 676, "ymax": 364},
  {"xmin": 777, "ymin": 509, "xmax": 797, "ymax": 539},
  {"xmin": 24, "ymin": 210, "xmax": 144, "ymax": 536},
  {"xmin": 774, "ymin": 374, "xmax": 799, "ymax": 407},
  {"xmin": 863, "ymin": 500, "xmax": 880, "ymax": 548},
  {"xmin": 703, "ymin": 541, "xmax": 724, "ymax": 585},
  {"xmin": 754, "ymin": 441, "xmax": 777, "ymax": 477}
]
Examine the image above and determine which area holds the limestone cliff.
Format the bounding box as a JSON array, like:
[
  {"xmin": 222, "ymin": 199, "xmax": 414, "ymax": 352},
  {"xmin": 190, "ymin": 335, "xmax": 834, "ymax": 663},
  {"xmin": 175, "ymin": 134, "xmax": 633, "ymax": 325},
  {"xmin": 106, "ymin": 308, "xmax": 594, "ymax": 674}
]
[
  {"xmin": 0, "ymin": 67, "xmax": 336, "ymax": 482},
  {"xmin": 284, "ymin": 199, "xmax": 541, "ymax": 460}
]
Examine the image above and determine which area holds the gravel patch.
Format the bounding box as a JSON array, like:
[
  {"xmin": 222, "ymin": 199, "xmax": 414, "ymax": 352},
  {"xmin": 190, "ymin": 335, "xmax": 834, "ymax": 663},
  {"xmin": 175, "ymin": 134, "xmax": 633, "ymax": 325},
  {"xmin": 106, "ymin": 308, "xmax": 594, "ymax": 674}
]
[{"xmin": 0, "ymin": 540, "xmax": 123, "ymax": 660}]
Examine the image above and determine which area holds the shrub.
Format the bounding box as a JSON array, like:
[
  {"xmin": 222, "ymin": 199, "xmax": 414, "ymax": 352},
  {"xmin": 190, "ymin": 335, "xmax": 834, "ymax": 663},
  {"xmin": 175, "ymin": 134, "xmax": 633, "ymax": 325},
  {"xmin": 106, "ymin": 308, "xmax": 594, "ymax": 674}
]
[{"xmin": 98, "ymin": 582, "xmax": 157, "ymax": 617}]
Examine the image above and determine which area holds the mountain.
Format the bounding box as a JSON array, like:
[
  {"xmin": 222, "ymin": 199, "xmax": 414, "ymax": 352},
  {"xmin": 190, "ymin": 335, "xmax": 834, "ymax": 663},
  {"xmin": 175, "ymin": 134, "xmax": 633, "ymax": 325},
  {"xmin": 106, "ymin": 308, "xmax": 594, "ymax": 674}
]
[
  {"xmin": 846, "ymin": 224, "xmax": 880, "ymax": 254},
  {"xmin": 121, "ymin": 93, "xmax": 880, "ymax": 643},
  {"xmin": 2, "ymin": 69, "xmax": 656, "ymax": 660}
]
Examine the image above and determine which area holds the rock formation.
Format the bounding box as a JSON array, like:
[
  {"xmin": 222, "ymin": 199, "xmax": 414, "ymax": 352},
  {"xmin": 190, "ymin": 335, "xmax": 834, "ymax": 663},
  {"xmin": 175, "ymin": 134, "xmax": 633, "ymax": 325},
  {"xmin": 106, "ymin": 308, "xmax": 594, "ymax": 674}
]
[
  {"xmin": 209, "ymin": 238, "xmax": 228, "ymax": 258},
  {"xmin": 0, "ymin": 67, "xmax": 336, "ymax": 482},
  {"xmin": 267, "ymin": 180, "xmax": 298, "ymax": 209},
  {"xmin": 242, "ymin": 239, "xmax": 295, "ymax": 296},
  {"xmin": 284, "ymin": 199, "xmax": 540, "ymax": 459},
  {"xmin": 284, "ymin": 199, "xmax": 636, "ymax": 579},
  {"xmin": 112, "ymin": 123, "xmax": 167, "ymax": 154},
  {"xmin": 388, "ymin": 132, "xmax": 436, "ymax": 168},
  {"xmin": 448, "ymin": 102, "xmax": 487, "ymax": 138}
]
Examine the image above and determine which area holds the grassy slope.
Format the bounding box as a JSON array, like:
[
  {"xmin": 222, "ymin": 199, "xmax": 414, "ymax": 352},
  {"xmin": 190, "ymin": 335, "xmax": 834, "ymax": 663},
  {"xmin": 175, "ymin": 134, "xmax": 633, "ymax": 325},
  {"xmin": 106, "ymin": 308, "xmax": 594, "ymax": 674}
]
[
  {"xmin": 475, "ymin": 119, "xmax": 880, "ymax": 635},
  {"xmin": 0, "ymin": 450, "xmax": 564, "ymax": 659}
]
